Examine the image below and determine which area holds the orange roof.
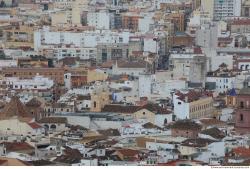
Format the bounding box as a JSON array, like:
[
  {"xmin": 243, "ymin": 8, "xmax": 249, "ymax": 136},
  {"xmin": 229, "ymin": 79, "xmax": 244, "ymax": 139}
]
[
  {"xmin": 232, "ymin": 19, "xmax": 250, "ymax": 25},
  {"xmin": 117, "ymin": 149, "xmax": 139, "ymax": 157},
  {"xmin": 158, "ymin": 160, "xmax": 205, "ymax": 166},
  {"xmin": 232, "ymin": 147, "xmax": 250, "ymax": 158},
  {"xmin": 0, "ymin": 160, "xmax": 7, "ymax": 165},
  {"xmin": 1, "ymin": 142, "xmax": 34, "ymax": 152},
  {"xmin": 28, "ymin": 122, "xmax": 42, "ymax": 129}
]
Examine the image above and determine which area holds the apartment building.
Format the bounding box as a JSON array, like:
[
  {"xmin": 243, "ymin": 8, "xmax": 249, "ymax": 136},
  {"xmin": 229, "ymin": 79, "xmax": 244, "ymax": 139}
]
[
  {"xmin": 34, "ymin": 29, "xmax": 130, "ymax": 51},
  {"xmin": 1, "ymin": 67, "xmax": 65, "ymax": 85},
  {"xmin": 87, "ymin": 11, "xmax": 114, "ymax": 30},
  {"xmin": 173, "ymin": 90, "xmax": 214, "ymax": 120},
  {"xmin": 201, "ymin": 0, "xmax": 241, "ymax": 21},
  {"xmin": 96, "ymin": 43, "xmax": 128, "ymax": 63},
  {"xmin": 3, "ymin": 24, "xmax": 35, "ymax": 49},
  {"xmin": 39, "ymin": 45, "xmax": 97, "ymax": 60},
  {"xmin": 122, "ymin": 13, "xmax": 142, "ymax": 32}
]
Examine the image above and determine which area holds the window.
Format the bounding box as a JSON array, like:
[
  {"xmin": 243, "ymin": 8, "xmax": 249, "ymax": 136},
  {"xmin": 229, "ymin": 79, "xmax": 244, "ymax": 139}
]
[
  {"xmin": 178, "ymin": 102, "xmax": 181, "ymax": 105},
  {"xmin": 94, "ymin": 101, "xmax": 97, "ymax": 108},
  {"xmin": 240, "ymin": 101, "xmax": 244, "ymax": 108},
  {"xmin": 240, "ymin": 114, "xmax": 243, "ymax": 121},
  {"xmin": 143, "ymin": 112, "xmax": 146, "ymax": 115}
]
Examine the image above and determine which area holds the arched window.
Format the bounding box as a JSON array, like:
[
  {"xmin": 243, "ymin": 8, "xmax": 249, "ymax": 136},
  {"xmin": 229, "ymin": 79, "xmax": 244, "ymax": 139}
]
[
  {"xmin": 94, "ymin": 101, "xmax": 97, "ymax": 108},
  {"xmin": 240, "ymin": 65, "xmax": 244, "ymax": 70},
  {"xmin": 50, "ymin": 124, "xmax": 56, "ymax": 130},
  {"xmin": 164, "ymin": 118, "xmax": 168, "ymax": 125},
  {"xmin": 44, "ymin": 124, "xmax": 49, "ymax": 129},
  {"xmin": 246, "ymin": 65, "xmax": 249, "ymax": 70}
]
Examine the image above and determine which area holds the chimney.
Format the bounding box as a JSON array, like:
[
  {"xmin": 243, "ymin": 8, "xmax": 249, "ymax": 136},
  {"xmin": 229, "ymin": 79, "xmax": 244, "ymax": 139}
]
[{"xmin": 185, "ymin": 96, "xmax": 188, "ymax": 103}]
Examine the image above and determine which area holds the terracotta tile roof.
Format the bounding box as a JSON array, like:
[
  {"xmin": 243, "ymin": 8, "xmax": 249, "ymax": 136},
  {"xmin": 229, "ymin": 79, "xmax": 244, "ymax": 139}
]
[
  {"xmin": 193, "ymin": 47, "xmax": 202, "ymax": 54},
  {"xmin": 38, "ymin": 117, "xmax": 67, "ymax": 124},
  {"xmin": 140, "ymin": 103, "xmax": 171, "ymax": 114},
  {"xmin": 98, "ymin": 128, "xmax": 121, "ymax": 136},
  {"xmin": 1, "ymin": 142, "xmax": 34, "ymax": 152},
  {"xmin": 117, "ymin": 149, "xmax": 139, "ymax": 157},
  {"xmin": 231, "ymin": 19, "xmax": 250, "ymax": 25},
  {"xmin": 28, "ymin": 160, "xmax": 55, "ymax": 166},
  {"xmin": 54, "ymin": 147, "xmax": 82, "ymax": 164},
  {"xmin": 101, "ymin": 60, "xmax": 114, "ymax": 68},
  {"xmin": 200, "ymin": 127, "xmax": 225, "ymax": 139},
  {"xmin": 102, "ymin": 103, "xmax": 171, "ymax": 114},
  {"xmin": 181, "ymin": 138, "xmax": 215, "ymax": 147},
  {"xmin": 28, "ymin": 122, "xmax": 42, "ymax": 129},
  {"xmin": 64, "ymin": 147, "xmax": 82, "ymax": 157},
  {"xmin": 70, "ymin": 125, "xmax": 88, "ymax": 131},
  {"xmin": 102, "ymin": 104, "xmax": 140, "ymax": 113},
  {"xmin": 0, "ymin": 96, "xmax": 32, "ymax": 120},
  {"xmin": 25, "ymin": 98, "xmax": 42, "ymax": 107},
  {"xmin": 0, "ymin": 159, "xmax": 7, "ymax": 165},
  {"xmin": 59, "ymin": 57, "xmax": 79, "ymax": 66},
  {"xmin": 175, "ymin": 90, "xmax": 212, "ymax": 103},
  {"xmin": 76, "ymin": 94, "xmax": 91, "ymax": 100},
  {"xmin": 142, "ymin": 122, "xmax": 162, "ymax": 130},
  {"xmin": 232, "ymin": 147, "xmax": 250, "ymax": 158},
  {"xmin": 199, "ymin": 118, "xmax": 226, "ymax": 126},
  {"xmin": 158, "ymin": 160, "xmax": 206, "ymax": 166},
  {"xmin": 170, "ymin": 120, "xmax": 202, "ymax": 130},
  {"xmin": 218, "ymin": 37, "xmax": 233, "ymax": 42},
  {"xmin": 54, "ymin": 156, "xmax": 80, "ymax": 165},
  {"xmin": 117, "ymin": 60, "xmax": 147, "ymax": 69}
]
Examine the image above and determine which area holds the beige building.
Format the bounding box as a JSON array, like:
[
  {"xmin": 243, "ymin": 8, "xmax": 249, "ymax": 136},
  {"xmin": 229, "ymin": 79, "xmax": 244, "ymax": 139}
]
[
  {"xmin": 133, "ymin": 109, "xmax": 155, "ymax": 124},
  {"xmin": 3, "ymin": 24, "xmax": 35, "ymax": 49},
  {"xmin": 51, "ymin": 0, "xmax": 83, "ymax": 26},
  {"xmin": 90, "ymin": 91, "xmax": 110, "ymax": 112},
  {"xmin": 200, "ymin": 0, "xmax": 214, "ymax": 21},
  {"xmin": 189, "ymin": 97, "xmax": 214, "ymax": 119},
  {"xmin": 87, "ymin": 70, "xmax": 108, "ymax": 83},
  {"xmin": 51, "ymin": 9, "xmax": 81, "ymax": 26},
  {"xmin": 174, "ymin": 90, "xmax": 215, "ymax": 120}
]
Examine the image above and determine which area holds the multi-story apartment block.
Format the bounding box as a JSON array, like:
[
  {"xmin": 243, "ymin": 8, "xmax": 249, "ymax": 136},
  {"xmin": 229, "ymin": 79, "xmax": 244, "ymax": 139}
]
[
  {"xmin": 87, "ymin": 11, "xmax": 114, "ymax": 30},
  {"xmin": 206, "ymin": 63, "xmax": 237, "ymax": 94},
  {"xmin": 39, "ymin": 45, "xmax": 97, "ymax": 60},
  {"xmin": 3, "ymin": 24, "xmax": 35, "ymax": 49},
  {"xmin": 34, "ymin": 29, "xmax": 130, "ymax": 51},
  {"xmin": 201, "ymin": 0, "xmax": 241, "ymax": 21},
  {"xmin": 52, "ymin": 0, "xmax": 88, "ymax": 9},
  {"xmin": 241, "ymin": 0, "xmax": 250, "ymax": 17},
  {"xmin": 122, "ymin": 12, "xmax": 142, "ymax": 32},
  {"xmin": 1, "ymin": 67, "xmax": 65, "ymax": 85},
  {"xmin": 96, "ymin": 43, "xmax": 128, "ymax": 63},
  {"xmin": 0, "ymin": 75, "xmax": 54, "ymax": 91}
]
